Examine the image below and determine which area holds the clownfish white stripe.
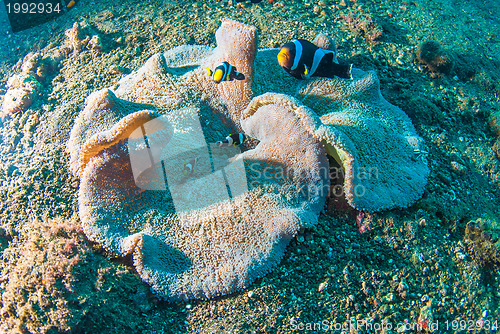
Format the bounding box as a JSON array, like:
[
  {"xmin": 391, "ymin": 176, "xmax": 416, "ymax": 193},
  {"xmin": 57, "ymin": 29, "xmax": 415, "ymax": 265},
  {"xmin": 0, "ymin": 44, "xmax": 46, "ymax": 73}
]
[
  {"xmin": 221, "ymin": 62, "xmax": 227, "ymax": 76},
  {"xmin": 183, "ymin": 157, "xmax": 199, "ymax": 175},
  {"xmin": 306, "ymin": 48, "xmax": 335, "ymax": 79},
  {"xmin": 216, "ymin": 133, "xmax": 247, "ymax": 147},
  {"xmin": 291, "ymin": 39, "xmax": 303, "ymax": 71},
  {"xmin": 207, "ymin": 61, "xmax": 245, "ymax": 84}
]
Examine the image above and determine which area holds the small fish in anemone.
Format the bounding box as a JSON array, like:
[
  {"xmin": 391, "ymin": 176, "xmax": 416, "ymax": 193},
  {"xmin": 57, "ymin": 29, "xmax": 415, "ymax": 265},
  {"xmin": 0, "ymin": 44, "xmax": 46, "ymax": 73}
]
[
  {"xmin": 207, "ymin": 61, "xmax": 245, "ymax": 84},
  {"xmin": 277, "ymin": 39, "xmax": 353, "ymax": 80},
  {"xmin": 183, "ymin": 157, "xmax": 199, "ymax": 175},
  {"xmin": 216, "ymin": 133, "xmax": 247, "ymax": 147}
]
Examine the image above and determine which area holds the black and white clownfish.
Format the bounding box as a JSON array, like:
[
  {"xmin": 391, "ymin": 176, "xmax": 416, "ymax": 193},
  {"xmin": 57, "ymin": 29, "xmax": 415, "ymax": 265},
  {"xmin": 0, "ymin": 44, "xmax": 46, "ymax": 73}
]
[
  {"xmin": 183, "ymin": 157, "xmax": 199, "ymax": 175},
  {"xmin": 206, "ymin": 62, "xmax": 245, "ymax": 84},
  {"xmin": 277, "ymin": 39, "xmax": 353, "ymax": 80},
  {"xmin": 216, "ymin": 133, "xmax": 247, "ymax": 147}
]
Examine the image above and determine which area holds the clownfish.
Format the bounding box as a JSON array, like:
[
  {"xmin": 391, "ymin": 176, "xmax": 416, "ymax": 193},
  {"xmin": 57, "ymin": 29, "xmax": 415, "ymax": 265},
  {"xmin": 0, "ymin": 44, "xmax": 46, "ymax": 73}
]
[
  {"xmin": 216, "ymin": 133, "xmax": 247, "ymax": 147},
  {"xmin": 183, "ymin": 157, "xmax": 199, "ymax": 175},
  {"xmin": 277, "ymin": 39, "xmax": 353, "ymax": 80},
  {"xmin": 67, "ymin": 0, "xmax": 76, "ymax": 8},
  {"xmin": 207, "ymin": 62, "xmax": 245, "ymax": 84}
]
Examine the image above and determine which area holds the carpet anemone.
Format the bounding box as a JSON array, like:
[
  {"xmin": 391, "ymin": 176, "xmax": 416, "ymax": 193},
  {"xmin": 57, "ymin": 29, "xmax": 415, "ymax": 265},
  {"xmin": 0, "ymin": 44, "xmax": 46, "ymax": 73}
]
[{"xmin": 67, "ymin": 19, "xmax": 428, "ymax": 301}]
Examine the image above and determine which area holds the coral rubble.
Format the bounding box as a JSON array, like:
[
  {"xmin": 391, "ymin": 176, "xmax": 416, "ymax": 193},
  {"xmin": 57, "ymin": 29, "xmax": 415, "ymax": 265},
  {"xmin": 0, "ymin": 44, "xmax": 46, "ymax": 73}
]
[
  {"xmin": 341, "ymin": 11, "xmax": 383, "ymax": 44},
  {"xmin": 0, "ymin": 215, "xmax": 153, "ymax": 333},
  {"xmin": 64, "ymin": 22, "xmax": 91, "ymax": 54},
  {"xmin": 1, "ymin": 73, "xmax": 40, "ymax": 115},
  {"xmin": 465, "ymin": 219, "xmax": 500, "ymax": 269},
  {"xmin": 1, "ymin": 51, "xmax": 63, "ymax": 116}
]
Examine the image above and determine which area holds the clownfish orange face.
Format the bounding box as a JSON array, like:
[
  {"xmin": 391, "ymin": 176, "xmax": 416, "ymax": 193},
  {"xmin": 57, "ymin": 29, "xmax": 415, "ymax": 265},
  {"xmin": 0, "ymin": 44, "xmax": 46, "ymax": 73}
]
[{"xmin": 277, "ymin": 47, "xmax": 293, "ymax": 69}]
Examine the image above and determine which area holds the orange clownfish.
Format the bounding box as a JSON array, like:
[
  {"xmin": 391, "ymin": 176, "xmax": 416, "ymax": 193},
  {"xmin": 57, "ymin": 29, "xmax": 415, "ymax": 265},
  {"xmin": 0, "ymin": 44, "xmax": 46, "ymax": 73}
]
[{"xmin": 278, "ymin": 39, "xmax": 353, "ymax": 80}]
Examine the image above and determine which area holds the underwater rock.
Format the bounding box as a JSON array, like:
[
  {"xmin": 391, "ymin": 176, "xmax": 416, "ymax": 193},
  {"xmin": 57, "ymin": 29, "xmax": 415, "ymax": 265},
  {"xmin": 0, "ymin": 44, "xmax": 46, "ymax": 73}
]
[
  {"xmin": 64, "ymin": 22, "xmax": 91, "ymax": 54},
  {"xmin": 87, "ymin": 35, "xmax": 103, "ymax": 52},
  {"xmin": 6, "ymin": 73, "xmax": 41, "ymax": 93},
  {"xmin": 416, "ymin": 41, "xmax": 455, "ymax": 77},
  {"xmin": 68, "ymin": 18, "xmax": 428, "ymax": 301},
  {"xmin": 1, "ymin": 74, "xmax": 41, "ymax": 115},
  {"xmin": 1, "ymin": 88, "xmax": 34, "ymax": 115},
  {"xmin": 20, "ymin": 52, "xmax": 63, "ymax": 82}
]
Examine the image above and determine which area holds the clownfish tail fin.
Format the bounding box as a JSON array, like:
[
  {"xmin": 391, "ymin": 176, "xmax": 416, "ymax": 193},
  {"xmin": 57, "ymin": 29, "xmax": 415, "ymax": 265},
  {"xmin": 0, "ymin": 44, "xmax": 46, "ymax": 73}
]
[{"xmin": 235, "ymin": 72, "xmax": 245, "ymax": 80}]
